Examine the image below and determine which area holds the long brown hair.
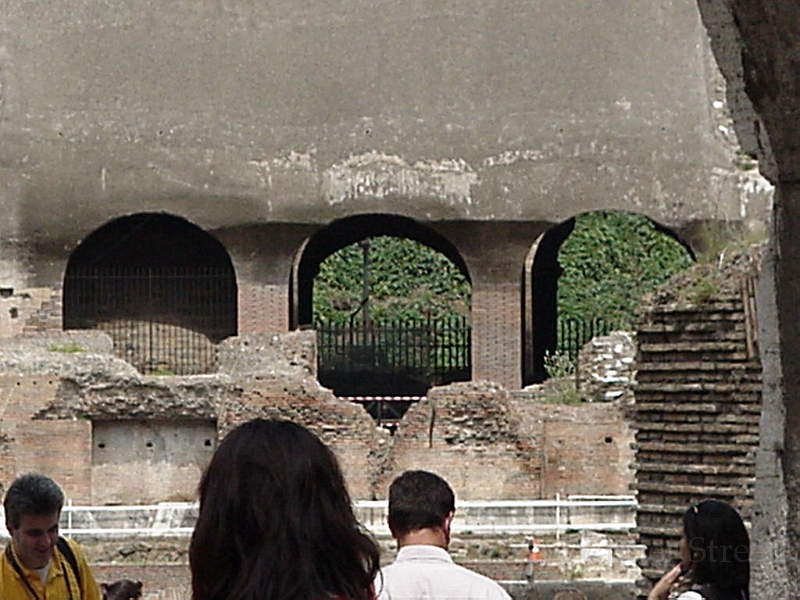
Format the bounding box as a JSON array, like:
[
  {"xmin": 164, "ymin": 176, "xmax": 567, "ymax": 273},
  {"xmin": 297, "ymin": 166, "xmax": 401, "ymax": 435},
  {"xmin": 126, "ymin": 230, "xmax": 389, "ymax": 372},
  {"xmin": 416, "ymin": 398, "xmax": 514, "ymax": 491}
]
[{"xmin": 190, "ymin": 419, "xmax": 380, "ymax": 600}]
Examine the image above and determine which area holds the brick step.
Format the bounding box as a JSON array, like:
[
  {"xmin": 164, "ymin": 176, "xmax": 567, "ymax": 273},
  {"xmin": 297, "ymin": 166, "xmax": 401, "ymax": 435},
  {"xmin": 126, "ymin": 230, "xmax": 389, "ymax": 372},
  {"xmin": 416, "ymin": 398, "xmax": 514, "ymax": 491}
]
[
  {"xmin": 645, "ymin": 412, "xmax": 761, "ymax": 423},
  {"xmin": 635, "ymin": 457, "xmax": 756, "ymax": 472},
  {"xmin": 635, "ymin": 425, "xmax": 758, "ymax": 438},
  {"xmin": 637, "ymin": 335, "xmax": 749, "ymax": 348},
  {"xmin": 635, "ymin": 482, "xmax": 748, "ymax": 496},
  {"xmin": 636, "ymin": 472, "xmax": 756, "ymax": 487},
  {"xmin": 633, "ymin": 402, "xmax": 762, "ymax": 414},
  {"xmin": 635, "ymin": 419, "xmax": 759, "ymax": 433},
  {"xmin": 636, "ymin": 503, "xmax": 695, "ymax": 515},
  {"xmin": 636, "ymin": 438, "xmax": 759, "ymax": 448},
  {"xmin": 634, "ymin": 382, "xmax": 762, "ymax": 394},
  {"xmin": 633, "ymin": 402, "xmax": 721, "ymax": 413},
  {"xmin": 634, "ymin": 441, "xmax": 756, "ymax": 455},
  {"xmin": 635, "ymin": 376, "xmax": 761, "ymax": 387},
  {"xmin": 633, "ymin": 396, "xmax": 761, "ymax": 408},
  {"xmin": 638, "ymin": 352, "xmax": 751, "ymax": 364},
  {"xmin": 636, "ymin": 495, "xmax": 754, "ymax": 511},
  {"xmin": 639, "ymin": 340, "xmax": 747, "ymax": 353},
  {"xmin": 636, "ymin": 503, "xmax": 752, "ymax": 520},
  {"xmin": 636, "ymin": 434, "xmax": 760, "ymax": 447},
  {"xmin": 642, "ymin": 299, "xmax": 744, "ymax": 314},
  {"xmin": 634, "ymin": 398, "xmax": 761, "ymax": 408},
  {"xmin": 638, "ymin": 332, "xmax": 748, "ymax": 346},
  {"xmin": 634, "ymin": 458, "xmax": 757, "ymax": 472},
  {"xmin": 635, "ymin": 360, "xmax": 761, "ymax": 373},
  {"xmin": 635, "ymin": 525, "xmax": 683, "ymax": 538},
  {"xmin": 640, "ymin": 567, "xmax": 675, "ymax": 581},
  {"xmin": 637, "ymin": 320, "xmax": 746, "ymax": 333}
]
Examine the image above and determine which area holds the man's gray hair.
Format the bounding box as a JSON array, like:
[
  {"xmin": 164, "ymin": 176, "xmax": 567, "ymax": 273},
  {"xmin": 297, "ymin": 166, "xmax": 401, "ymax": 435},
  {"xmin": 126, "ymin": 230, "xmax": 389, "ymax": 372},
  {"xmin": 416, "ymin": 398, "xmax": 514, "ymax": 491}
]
[{"xmin": 3, "ymin": 472, "xmax": 65, "ymax": 528}]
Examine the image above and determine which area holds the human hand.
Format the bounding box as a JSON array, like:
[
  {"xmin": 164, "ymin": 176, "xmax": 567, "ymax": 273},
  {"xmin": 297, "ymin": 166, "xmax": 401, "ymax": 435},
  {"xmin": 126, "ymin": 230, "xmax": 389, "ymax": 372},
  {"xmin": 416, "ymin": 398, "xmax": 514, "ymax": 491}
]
[{"xmin": 647, "ymin": 563, "xmax": 683, "ymax": 600}]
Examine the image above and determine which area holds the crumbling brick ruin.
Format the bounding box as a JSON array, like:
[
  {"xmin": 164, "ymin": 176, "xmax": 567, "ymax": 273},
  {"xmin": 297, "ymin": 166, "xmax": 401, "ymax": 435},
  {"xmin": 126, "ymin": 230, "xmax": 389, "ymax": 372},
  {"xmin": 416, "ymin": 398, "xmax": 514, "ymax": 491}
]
[{"xmin": 0, "ymin": 330, "xmax": 635, "ymax": 504}]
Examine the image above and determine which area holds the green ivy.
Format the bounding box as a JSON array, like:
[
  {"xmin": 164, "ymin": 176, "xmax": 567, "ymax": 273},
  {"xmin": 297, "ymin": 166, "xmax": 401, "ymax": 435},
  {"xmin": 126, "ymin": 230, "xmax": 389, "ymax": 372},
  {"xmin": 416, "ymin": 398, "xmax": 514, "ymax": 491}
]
[
  {"xmin": 557, "ymin": 211, "xmax": 694, "ymax": 327},
  {"xmin": 313, "ymin": 236, "xmax": 471, "ymax": 324}
]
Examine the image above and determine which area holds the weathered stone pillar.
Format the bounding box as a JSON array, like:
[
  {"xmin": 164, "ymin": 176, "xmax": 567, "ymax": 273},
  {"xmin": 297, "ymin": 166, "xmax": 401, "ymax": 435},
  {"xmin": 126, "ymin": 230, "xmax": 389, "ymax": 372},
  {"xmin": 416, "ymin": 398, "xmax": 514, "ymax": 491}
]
[
  {"xmin": 471, "ymin": 282, "xmax": 522, "ymax": 389},
  {"xmin": 238, "ymin": 282, "xmax": 289, "ymax": 334},
  {"xmin": 219, "ymin": 225, "xmax": 308, "ymax": 335},
  {"xmin": 448, "ymin": 223, "xmax": 540, "ymax": 391},
  {"xmin": 752, "ymin": 183, "xmax": 800, "ymax": 599}
]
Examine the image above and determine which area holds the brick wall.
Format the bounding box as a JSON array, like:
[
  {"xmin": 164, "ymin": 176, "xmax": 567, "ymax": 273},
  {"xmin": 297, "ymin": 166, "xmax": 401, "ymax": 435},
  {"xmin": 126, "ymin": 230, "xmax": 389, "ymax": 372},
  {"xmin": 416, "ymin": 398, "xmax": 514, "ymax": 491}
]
[
  {"xmin": 0, "ymin": 376, "xmax": 93, "ymax": 501},
  {"xmin": 217, "ymin": 383, "xmax": 382, "ymax": 499},
  {"xmin": 383, "ymin": 382, "xmax": 541, "ymax": 500},
  {"xmin": 536, "ymin": 403, "xmax": 634, "ymax": 497},
  {"xmin": 380, "ymin": 382, "xmax": 634, "ymax": 500}
]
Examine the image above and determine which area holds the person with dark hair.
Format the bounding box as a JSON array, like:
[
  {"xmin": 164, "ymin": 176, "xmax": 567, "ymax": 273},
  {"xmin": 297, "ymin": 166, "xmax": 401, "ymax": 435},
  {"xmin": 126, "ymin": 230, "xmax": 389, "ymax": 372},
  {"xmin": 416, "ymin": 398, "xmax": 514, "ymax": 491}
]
[
  {"xmin": 189, "ymin": 418, "xmax": 381, "ymax": 600},
  {"xmin": 648, "ymin": 499, "xmax": 750, "ymax": 600},
  {"xmin": 375, "ymin": 470, "xmax": 511, "ymax": 600},
  {"xmin": 1, "ymin": 472, "xmax": 102, "ymax": 600}
]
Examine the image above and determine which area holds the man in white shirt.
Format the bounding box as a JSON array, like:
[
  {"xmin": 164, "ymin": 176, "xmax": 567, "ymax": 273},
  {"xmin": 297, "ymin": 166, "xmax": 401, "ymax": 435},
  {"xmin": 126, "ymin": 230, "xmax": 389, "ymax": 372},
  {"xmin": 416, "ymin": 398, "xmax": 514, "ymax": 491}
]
[{"xmin": 375, "ymin": 470, "xmax": 512, "ymax": 600}]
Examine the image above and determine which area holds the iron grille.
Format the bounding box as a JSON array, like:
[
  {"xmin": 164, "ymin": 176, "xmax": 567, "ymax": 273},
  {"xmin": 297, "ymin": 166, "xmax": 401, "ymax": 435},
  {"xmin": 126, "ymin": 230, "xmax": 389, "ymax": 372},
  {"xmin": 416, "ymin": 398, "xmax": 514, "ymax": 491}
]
[
  {"xmin": 63, "ymin": 265, "xmax": 237, "ymax": 375},
  {"xmin": 315, "ymin": 316, "xmax": 471, "ymax": 396},
  {"xmin": 557, "ymin": 316, "xmax": 622, "ymax": 362}
]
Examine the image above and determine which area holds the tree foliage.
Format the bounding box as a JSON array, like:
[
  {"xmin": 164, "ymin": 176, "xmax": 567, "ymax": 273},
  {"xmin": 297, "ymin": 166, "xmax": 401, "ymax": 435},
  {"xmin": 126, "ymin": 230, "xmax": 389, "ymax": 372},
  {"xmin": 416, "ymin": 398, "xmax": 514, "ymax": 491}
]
[
  {"xmin": 313, "ymin": 236, "xmax": 471, "ymax": 324},
  {"xmin": 557, "ymin": 211, "xmax": 694, "ymax": 328}
]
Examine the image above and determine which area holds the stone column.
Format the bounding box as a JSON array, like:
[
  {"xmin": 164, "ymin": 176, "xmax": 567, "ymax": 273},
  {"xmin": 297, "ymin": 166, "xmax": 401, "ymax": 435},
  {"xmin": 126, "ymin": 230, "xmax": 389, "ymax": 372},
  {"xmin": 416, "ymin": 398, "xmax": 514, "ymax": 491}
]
[
  {"xmin": 471, "ymin": 282, "xmax": 522, "ymax": 389},
  {"xmin": 238, "ymin": 282, "xmax": 290, "ymax": 334},
  {"xmin": 447, "ymin": 223, "xmax": 541, "ymax": 391},
  {"xmin": 219, "ymin": 225, "xmax": 309, "ymax": 336},
  {"xmin": 752, "ymin": 182, "xmax": 800, "ymax": 598}
]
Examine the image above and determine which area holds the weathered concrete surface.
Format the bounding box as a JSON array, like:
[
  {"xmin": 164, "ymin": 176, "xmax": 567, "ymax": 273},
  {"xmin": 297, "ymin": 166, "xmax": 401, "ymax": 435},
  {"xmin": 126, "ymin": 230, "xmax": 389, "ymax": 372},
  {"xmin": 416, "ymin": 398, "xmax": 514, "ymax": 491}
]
[
  {"xmin": 750, "ymin": 237, "xmax": 792, "ymax": 597},
  {"xmin": 0, "ymin": 330, "xmax": 137, "ymax": 379},
  {"xmin": 0, "ymin": 0, "xmax": 766, "ymax": 253},
  {"xmin": 216, "ymin": 330, "xmax": 317, "ymax": 379},
  {"xmin": 748, "ymin": 186, "xmax": 800, "ymax": 599},
  {"xmin": 0, "ymin": 0, "xmax": 774, "ymax": 394}
]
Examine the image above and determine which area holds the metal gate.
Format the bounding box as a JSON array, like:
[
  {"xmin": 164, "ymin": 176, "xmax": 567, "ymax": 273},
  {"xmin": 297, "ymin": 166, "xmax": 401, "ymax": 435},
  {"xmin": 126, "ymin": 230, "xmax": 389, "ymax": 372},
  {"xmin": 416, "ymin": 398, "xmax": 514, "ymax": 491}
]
[
  {"xmin": 315, "ymin": 316, "xmax": 471, "ymax": 396},
  {"xmin": 63, "ymin": 265, "xmax": 237, "ymax": 375},
  {"xmin": 557, "ymin": 316, "xmax": 622, "ymax": 362}
]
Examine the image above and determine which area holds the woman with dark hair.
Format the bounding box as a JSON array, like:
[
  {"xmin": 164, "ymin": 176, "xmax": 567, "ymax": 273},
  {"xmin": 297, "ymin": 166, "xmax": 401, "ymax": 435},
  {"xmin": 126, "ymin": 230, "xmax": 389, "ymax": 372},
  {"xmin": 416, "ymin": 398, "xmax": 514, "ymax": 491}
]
[
  {"xmin": 189, "ymin": 418, "xmax": 381, "ymax": 600},
  {"xmin": 648, "ymin": 499, "xmax": 750, "ymax": 600}
]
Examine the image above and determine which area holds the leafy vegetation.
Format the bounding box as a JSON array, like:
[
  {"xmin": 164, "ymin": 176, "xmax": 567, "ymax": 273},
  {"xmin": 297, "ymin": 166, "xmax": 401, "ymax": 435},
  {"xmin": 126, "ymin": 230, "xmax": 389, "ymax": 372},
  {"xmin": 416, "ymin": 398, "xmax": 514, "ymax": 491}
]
[
  {"xmin": 543, "ymin": 350, "xmax": 576, "ymax": 379},
  {"xmin": 311, "ymin": 213, "xmax": 694, "ymax": 377},
  {"xmin": 557, "ymin": 211, "xmax": 694, "ymax": 329},
  {"xmin": 313, "ymin": 236, "xmax": 471, "ymax": 324}
]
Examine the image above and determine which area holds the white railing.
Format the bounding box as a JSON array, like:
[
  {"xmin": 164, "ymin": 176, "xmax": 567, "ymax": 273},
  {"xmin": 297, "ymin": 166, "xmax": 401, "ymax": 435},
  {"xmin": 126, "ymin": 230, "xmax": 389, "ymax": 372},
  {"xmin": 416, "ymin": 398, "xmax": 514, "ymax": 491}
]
[{"xmin": 0, "ymin": 495, "xmax": 637, "ymax": 539}]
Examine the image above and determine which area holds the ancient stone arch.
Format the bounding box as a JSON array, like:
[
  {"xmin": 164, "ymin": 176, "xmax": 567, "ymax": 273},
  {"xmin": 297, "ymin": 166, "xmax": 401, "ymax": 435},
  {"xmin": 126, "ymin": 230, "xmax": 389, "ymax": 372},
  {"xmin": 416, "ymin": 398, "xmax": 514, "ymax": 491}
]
[{"xmin": 63, "ymin": 213, "xmax": 238, "ymax": 374}]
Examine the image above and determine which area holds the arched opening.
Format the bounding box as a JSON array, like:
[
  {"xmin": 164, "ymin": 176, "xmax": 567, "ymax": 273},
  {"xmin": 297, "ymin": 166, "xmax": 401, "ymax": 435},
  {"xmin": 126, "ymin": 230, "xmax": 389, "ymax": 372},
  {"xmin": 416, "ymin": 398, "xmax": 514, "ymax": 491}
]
[
  {"xmin": 524, "ymin": 210, "xmax": 694, "ymax": 386},
  {"xmin": 294, "ymin": 214, "xmax": 471, "ymax": 427},
  {"xmin": 63, "ymin": 213, "xmax": 238, "ymax": 374}
]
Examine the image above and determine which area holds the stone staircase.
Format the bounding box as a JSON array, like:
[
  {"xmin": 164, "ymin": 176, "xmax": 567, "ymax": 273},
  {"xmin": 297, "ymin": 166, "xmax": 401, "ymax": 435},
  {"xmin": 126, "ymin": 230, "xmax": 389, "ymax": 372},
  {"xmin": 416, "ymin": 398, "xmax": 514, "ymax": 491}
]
[{"xmin": 633, "ymin": 274, "xmax": 761, "ymax": 593}]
